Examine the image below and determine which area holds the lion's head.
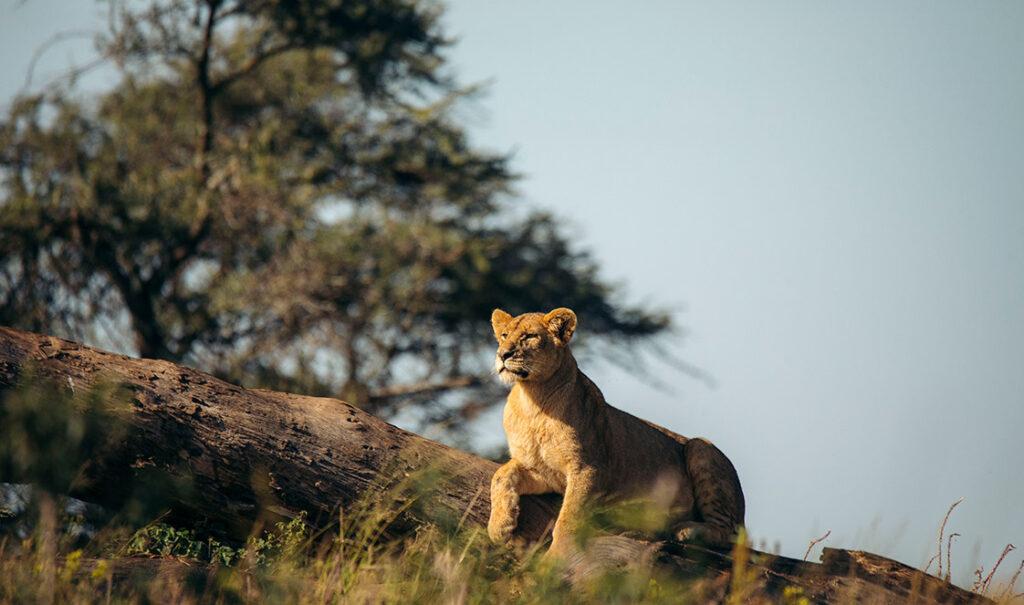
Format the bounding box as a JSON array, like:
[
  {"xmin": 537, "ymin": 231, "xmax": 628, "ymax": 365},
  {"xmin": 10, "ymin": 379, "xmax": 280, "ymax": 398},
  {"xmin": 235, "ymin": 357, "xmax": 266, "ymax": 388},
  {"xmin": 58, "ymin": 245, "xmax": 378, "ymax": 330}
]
[{"xmin": 490, "ymin": 307, "xmax": 577, "ymax": 384}]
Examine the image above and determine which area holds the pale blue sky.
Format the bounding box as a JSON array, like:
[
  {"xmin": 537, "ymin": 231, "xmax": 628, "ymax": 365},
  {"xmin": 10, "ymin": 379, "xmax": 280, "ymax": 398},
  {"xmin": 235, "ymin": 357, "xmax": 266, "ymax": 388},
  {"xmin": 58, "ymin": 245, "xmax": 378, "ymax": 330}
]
[{"xmin": 2, "ymin": 0, "xmax": 1022, "ymax": 588}]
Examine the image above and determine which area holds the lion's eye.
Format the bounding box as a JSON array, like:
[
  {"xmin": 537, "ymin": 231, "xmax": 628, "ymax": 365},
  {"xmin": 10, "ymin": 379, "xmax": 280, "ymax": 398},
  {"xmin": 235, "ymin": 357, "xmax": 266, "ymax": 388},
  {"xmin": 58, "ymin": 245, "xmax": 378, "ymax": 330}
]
[
  {"xmin": 500, "ymin": 333, "xmax": 508, "ymax": 339},
  {"xmin": 525, "ymin": 334, "xmax": 539, "ymax": 341}
]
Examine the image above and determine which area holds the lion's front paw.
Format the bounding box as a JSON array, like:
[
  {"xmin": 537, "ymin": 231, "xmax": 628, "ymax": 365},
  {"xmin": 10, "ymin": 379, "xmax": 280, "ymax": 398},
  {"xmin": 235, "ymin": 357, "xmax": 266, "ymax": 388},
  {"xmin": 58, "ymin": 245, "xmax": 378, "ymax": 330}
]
[{"xmin": 487, "ymin": 505, "xmax": 518, "ymax": 544}]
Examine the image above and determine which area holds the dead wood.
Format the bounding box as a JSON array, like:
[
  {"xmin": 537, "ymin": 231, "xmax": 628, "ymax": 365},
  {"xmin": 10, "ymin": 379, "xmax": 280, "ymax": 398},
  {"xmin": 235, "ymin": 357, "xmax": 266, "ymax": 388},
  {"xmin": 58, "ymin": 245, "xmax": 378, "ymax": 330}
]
[{"xmin": 0, "ymin": 327, "xmax": 991, "ymax": 604}]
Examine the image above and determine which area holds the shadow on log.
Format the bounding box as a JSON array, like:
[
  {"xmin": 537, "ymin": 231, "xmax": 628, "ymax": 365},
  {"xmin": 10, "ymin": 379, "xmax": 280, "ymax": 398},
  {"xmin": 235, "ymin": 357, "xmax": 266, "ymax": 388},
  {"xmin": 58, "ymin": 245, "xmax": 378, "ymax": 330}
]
[{"xmin": 0, "ymin": 327, "xmax": 991, "ymax": 604}]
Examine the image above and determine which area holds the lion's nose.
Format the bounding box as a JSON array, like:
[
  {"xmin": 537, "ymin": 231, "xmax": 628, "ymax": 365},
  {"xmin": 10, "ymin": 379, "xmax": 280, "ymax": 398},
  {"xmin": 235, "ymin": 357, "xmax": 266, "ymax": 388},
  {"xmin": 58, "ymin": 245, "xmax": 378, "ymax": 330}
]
[{"xmin": 500, "ymin": 348, "xmax": 515, "ymax": 360}]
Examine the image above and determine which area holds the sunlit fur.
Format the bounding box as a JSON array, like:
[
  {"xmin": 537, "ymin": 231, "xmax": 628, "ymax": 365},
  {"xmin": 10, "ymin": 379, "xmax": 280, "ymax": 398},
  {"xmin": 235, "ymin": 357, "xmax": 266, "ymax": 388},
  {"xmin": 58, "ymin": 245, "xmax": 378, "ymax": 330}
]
[{"xmin": 488, "ymin": 307, "xmax": 746, "ymax": 557}]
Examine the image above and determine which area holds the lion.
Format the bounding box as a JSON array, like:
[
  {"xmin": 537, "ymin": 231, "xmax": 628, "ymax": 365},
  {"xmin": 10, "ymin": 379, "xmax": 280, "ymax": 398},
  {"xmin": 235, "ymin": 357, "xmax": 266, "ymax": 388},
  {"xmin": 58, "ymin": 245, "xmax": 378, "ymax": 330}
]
[{"xmin": 487, "ymin": 307, "xmax": 745, "ymax": 556}]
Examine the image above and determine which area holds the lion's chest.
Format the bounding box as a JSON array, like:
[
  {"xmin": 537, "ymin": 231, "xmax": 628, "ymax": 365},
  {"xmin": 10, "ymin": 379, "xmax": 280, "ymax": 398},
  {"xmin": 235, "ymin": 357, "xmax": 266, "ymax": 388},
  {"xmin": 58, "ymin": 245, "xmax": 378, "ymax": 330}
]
[{"xmin": 503, "ymin": 403, "xmax": 579, "ymax": 493}]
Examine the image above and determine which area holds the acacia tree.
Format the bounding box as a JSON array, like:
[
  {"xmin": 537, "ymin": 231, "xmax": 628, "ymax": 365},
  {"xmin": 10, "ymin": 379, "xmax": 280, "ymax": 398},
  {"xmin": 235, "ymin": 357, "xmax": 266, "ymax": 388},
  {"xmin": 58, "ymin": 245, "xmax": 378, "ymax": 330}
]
[{"xmin": 0, "ymin": 0, "xmax": 669, "ymax": 433}]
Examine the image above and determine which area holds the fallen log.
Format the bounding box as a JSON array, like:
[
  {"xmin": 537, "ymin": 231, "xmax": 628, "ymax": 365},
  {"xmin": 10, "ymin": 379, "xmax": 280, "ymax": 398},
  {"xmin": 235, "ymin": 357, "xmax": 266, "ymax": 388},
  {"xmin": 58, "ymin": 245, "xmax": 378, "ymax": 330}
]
[
  {"xmin": 0, "ymin": 326, "xmax": 559, "ymax": 541},
  {"xmin": 0, "ymin": 327, "xmax": 991, "ymax": 604}
]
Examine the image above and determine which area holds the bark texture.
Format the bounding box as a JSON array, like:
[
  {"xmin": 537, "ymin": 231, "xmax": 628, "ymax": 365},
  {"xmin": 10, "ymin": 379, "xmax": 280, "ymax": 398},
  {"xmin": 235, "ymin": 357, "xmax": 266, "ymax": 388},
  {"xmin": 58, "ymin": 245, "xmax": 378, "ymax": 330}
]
[{"xmin": 0, "ymin": 327, "xmax": 991, "ymax": 604}]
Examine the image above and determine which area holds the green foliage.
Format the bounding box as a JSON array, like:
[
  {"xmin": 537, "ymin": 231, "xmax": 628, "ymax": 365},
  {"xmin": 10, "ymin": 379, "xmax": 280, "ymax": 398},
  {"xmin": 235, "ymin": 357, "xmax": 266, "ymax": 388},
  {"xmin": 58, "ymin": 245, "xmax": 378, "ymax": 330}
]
[
  {"xmin": 91, "ymin": 485, "xmax": 715, "ymax": 604},
  {"xmin": 125, "ymin": 513, "xmax": 308, "ymax": 567},
  {"xmin": 0, "ymin": 0, "xmax": 669, "ymax": 434},
  {"xmin": 126, "ymin": 523, "xmax": 233, "ymax": 565},
  {"xmin": 0, "ymin": 423, "xmax": 714, "ymax": 604}
]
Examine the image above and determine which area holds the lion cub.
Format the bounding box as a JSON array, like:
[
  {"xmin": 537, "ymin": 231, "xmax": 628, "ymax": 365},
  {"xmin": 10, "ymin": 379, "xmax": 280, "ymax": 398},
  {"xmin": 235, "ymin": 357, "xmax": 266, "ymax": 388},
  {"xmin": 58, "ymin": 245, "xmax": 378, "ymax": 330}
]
[{"xmin": 487, "ymin": 307, "xmax": 745, "ymax": 555}]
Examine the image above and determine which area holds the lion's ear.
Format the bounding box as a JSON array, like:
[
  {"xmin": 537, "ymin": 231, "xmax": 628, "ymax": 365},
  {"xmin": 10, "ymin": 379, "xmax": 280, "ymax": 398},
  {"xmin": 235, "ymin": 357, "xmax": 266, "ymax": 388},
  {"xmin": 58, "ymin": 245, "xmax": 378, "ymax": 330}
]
[
  {"xmin": 491, "ymin": 308, "xmax": 513, "ymax": 341},
  {"xmin": 544, "ymin": 307, "xmax": 577, "ymax": 345}
]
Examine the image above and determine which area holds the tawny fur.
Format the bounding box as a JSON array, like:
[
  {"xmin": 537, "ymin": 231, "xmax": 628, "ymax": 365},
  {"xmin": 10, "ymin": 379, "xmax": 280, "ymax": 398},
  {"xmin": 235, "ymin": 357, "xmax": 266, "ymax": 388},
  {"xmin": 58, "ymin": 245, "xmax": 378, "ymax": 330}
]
[{"xmin": 487, "ymin": 307, "xmax": 745, "ymax": 556}]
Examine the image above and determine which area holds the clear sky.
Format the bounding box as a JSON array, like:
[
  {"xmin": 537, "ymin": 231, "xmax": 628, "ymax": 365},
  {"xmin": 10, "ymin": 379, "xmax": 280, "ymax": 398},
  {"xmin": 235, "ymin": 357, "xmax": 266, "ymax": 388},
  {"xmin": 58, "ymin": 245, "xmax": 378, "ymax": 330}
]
[{"xmin": 2, "ymin": 0, "xmax": 1022, "ymax": 588}]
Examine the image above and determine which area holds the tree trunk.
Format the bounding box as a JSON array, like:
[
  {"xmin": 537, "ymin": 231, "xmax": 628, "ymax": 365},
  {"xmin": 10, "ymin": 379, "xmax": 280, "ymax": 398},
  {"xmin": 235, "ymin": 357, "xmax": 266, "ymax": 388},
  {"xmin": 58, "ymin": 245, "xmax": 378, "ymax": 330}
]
[{"xmin": 0, "ymin": 327, "xmax": 991, "ymax": 604}]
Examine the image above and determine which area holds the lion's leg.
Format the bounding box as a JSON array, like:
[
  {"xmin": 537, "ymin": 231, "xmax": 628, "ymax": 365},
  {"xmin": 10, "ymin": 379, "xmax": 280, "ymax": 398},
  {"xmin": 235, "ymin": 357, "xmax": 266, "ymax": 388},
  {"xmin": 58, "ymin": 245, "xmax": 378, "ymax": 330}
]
[
  {"xmin": 675, "ymin": 438, "xmax": 745, "ymax": 548},
  {"xmin": 488, "ymin": 459, "xmax": 549, "ymax": 544},
  {"xmin": 548, "ymin": 467, "xmax": 597, "ymax": 557}
]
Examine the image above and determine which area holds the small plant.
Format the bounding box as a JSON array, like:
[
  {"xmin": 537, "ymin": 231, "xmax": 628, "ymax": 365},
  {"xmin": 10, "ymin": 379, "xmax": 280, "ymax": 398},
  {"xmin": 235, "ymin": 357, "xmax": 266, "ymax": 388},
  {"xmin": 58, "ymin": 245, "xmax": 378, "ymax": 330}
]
[
  {"xmin": 125, "ymin": 511, "xmax": 310, "ymax": 568},
  {"xmin": 973, "ymin": 543, "xmax": 1017, "ymax": 596},
  {"xmin": 924, "ymin": 497, "xmax": 964, "ymax": 579}
]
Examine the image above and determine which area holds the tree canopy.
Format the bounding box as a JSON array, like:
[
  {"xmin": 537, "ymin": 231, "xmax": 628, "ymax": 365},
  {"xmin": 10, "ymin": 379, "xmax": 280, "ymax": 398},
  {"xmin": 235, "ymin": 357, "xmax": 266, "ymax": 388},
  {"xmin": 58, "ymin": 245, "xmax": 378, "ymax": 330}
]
[{"xmin": 0, "ymin": 0, "xmax": 670, "ymax": 435}]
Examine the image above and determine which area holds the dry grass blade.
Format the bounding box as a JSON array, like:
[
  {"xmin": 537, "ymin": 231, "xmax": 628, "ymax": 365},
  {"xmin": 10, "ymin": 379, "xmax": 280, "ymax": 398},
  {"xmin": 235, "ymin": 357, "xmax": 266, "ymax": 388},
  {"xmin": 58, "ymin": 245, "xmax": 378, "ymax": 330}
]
[
  {"xmin": 980, "ymin": 544, "xmax": 1016, "ymax": 594},
  {"xmin": 945, "ymin": 532, "xmax": 960, "ymax": 582},
  {"xmin": 936, "ymin": 497, "xmax": 964, "ymax": 579},
  {"xmin": 456, "ymin": 485, "xmax": 485, "ymax": 533},
  {"xmin": 1000, "ymin": 559, "xmax": 1024, "ymax": 602}
]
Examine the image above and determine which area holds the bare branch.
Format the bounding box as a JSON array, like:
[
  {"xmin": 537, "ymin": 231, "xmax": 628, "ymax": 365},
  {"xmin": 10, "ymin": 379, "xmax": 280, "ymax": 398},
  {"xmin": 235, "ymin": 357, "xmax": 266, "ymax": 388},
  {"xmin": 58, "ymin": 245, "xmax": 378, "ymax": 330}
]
[
  {"xmin": 803, "ymin": 529, "xmax": 831, "ymax": 561},
  {"xmin": 194, "ymin": 0, "xmax": 221, "ymax": 181},
  {"xmin": 22, "ymin": 29, "xmax": 100, "ymax": 92},
  {"xmin": 213, "ymin": 41, "xmax": 300, "ymax": 92},
  {"xmin": 369, "ymin": 375, "xmax": 482, "ymax": 402}
]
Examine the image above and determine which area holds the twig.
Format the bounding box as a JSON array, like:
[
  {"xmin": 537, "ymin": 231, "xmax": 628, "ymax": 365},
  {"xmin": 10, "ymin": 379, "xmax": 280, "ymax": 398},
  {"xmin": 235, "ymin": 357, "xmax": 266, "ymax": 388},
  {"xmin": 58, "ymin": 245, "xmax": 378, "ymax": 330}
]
[
  {"xmin": 31, "ymin": 57, "xmax": 108, "ymax": 97},
  {"xmin": 980, "ymin": 544, "xmax": 1016, "ymax": 594},
  {"xmin": 945, "ymin": 532, "xmax": 960, "ymax": 582},
  {"xmin": 22, "ymin": 28, "xmax": 98, "ymax": 91},
  {"xmin": 936, "ymin": 497, "xmax": 964, "ymax": 579},
  {"xmin": 925, "ymin": 553, "xmax": 940, "ymax": 575},
  {"xmin": 803, "ymin": 529, "xmax": 831, "ymax": 561},
  {"xmin": 370, "ymin": 375, "xmax": 482, "ymax": 401}
]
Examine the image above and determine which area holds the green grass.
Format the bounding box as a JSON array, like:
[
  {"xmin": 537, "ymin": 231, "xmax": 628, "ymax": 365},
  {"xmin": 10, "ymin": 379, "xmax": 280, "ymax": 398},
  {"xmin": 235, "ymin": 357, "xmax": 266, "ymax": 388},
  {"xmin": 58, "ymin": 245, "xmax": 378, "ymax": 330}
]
[{"xmin": 0, "ymin": 486, "xmax": 737, "ymax": 604}]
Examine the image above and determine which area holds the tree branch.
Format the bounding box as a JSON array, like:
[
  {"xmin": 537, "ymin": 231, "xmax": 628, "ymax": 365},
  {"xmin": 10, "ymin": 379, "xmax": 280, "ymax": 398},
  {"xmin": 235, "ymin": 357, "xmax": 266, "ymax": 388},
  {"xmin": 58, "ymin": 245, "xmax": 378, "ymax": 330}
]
[
  {"xmin": 194, "ymin": 0, "xmax": 220, "ymax": 182},
  {"xmin": 368, "ymin": 375, "xmax": 482, "ymax": 402},
  {"xmin": 213, "ymin": 40, "xmax": 300, "ymax": 92}
]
